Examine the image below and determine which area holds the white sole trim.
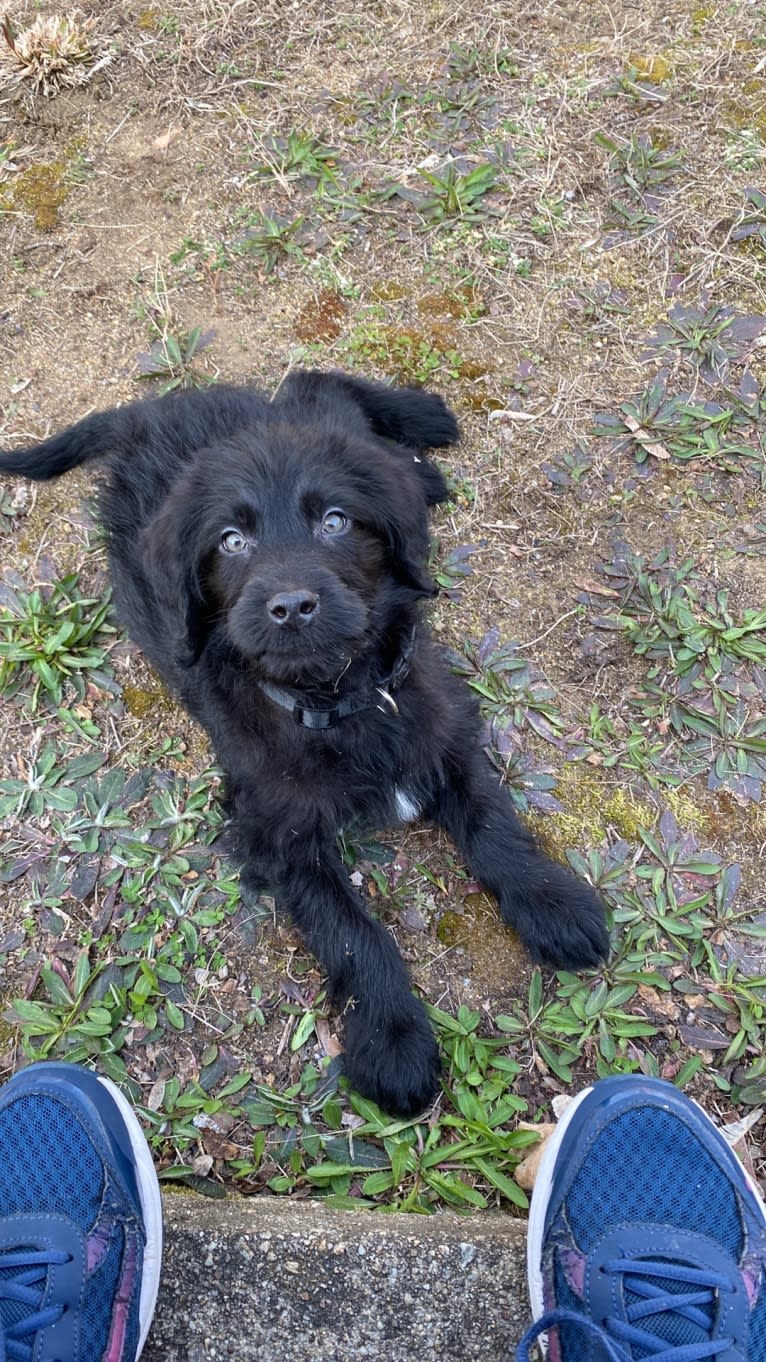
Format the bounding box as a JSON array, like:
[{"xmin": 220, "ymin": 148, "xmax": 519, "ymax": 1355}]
[{"xmin": 526, "ymin": 1086, "xmax": 594, "ymax": 1338}]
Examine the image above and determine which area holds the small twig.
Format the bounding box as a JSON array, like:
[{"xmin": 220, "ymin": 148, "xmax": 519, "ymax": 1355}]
[{"xmin": 519, "ymin": 607, "xmax": 581, "ymax": 651}]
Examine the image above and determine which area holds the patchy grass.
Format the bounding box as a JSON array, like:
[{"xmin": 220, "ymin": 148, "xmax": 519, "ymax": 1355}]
[{"xmin": 0, "ymin": 0, "xmax": 765, "ymax": 1211}]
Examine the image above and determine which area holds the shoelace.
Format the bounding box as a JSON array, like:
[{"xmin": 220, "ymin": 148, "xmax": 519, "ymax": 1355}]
[
  {"xmin": 0, "ymin": 1248, "xmax": 71, "ymax": 1362},
  {"xmin": 515, "ymin": 1257, "xmax": 736, "ymax": 1362}
]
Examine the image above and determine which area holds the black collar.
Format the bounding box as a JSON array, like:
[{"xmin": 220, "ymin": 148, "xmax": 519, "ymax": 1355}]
[{"xmin": 255, "ymin": 631, "xmax": 415, "ymax": 731}]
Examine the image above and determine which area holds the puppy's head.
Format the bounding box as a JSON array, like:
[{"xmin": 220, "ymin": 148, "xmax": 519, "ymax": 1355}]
[{"xmin": 143, "ymin": 372, "xmax": 459, "ymax": 685}]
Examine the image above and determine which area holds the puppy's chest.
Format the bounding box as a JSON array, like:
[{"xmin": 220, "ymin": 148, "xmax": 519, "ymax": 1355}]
[{"xmin": 268, "ymin": 722, "xmax": 425, "ymax": 828}]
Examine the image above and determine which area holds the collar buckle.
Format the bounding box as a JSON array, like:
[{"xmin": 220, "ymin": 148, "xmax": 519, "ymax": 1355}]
[
  {"xmin": 293, "ymin": 704, "xmax": 337, "ymax": 730},
  {"xmin": 257, "ymin": 629, "xmax": 416, "ymax": 730}
]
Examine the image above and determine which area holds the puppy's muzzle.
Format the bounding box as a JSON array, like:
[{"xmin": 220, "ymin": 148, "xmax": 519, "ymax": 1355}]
[{"xmin": 266, "ymin": 589, "xmax": 320, "ymax": 630}]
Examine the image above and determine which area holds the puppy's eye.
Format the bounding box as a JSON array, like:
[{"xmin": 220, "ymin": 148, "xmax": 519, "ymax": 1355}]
[
  {"xmin": 220, "ymin": 529, "xmax": 249, "ymax": 555},
  {"xmin": 321, "ymin": 509, "xmax": 349, "ymax": 537}
]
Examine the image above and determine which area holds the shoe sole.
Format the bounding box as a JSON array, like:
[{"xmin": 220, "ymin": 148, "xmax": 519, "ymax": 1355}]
[{"xmin": 526, "ymin": 1077, "xmax": 766, "ymax": 1352}]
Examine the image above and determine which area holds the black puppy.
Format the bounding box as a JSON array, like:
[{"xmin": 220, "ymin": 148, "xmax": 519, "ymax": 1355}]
[{"xmin": 0, "ymin": 370, "xmax": 608, "ymax": 1115}]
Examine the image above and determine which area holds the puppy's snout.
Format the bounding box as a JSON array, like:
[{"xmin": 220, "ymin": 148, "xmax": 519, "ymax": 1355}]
[{"xmin": 267, "ymin": 589, "xmax": 320, "ymax": 628}]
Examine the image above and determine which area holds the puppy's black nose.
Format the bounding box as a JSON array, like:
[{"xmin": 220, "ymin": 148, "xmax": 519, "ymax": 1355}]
[{"xmin": 267, "ymin": 589, "xmax": 319, "ymax": 627}]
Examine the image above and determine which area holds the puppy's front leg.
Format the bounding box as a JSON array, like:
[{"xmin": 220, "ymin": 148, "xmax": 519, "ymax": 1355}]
[
  {"xmin": 241, "ymin": 826, "xmax": 440, "ymax": 1118},
  {"xmin": 429, "ymin": 750, "xmax": 609, "ymax": 971}
]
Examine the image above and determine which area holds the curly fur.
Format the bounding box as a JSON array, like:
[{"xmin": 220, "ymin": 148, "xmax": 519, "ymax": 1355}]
[{"xmin": 0, "ymin": 369, "xmax": 609, "ymax": 1116}]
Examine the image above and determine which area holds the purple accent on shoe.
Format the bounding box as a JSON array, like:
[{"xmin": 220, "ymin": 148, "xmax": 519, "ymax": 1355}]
[
  {"xmin": 104, "ymin": 1230, "xmax": 140, "ymax": 1362},
  {"xmin": 741, "ymin": 1226, "xmax": 766, "ymax": 1309},
  {"xmin": 742, "ymin": 1270, "xmax": 758, "ymax": 1309},
  {"xmin": 86, "ymin": 1173, "xmax": 137, "ymax": 1278},
  {"xmin": 560, "ymin": 1245, "xmax": 587, "ymax": 1300},
  {"xmin": 87, "ymin": 1220, "xmax": 114, "ymax": 1275}
]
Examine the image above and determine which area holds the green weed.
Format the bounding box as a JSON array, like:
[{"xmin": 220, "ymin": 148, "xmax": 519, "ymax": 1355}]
[
  {"xmin": 252, "ymin": 131, "xmax": 340, "ymax": 184},
  {"xmin": 594, "ymin": 370, "xmax": 765, "ymax": 475},
  {"xmin": 136, "ymin": 325, "xmax": 215, "ymax": 394},
  {"xmin": 235, "ymin": 1003, "xmax": 535, "ymax": 1211},
  {"xmin": 732, "ymin": 186, "xmax": 766, "ymax": 245},
  {"xmin": 238, "ymin": 211, "xmax": 305, "ymax": 273},
  {"xmin": 606, "ymin": 565, "xmax": 766, "ymax": 677},
  {"xmin": 449, "ymin": 629, "xmax": 566, "ymax": 744},
  {"xmin": 0, "ymin": 573, "xmax": 114, "ymax": 709},
  {"xmin": 410, "ymin": 161, "xmax": 497, "ymax": 224},
  {"xmin": 135, "ymin": 264, "xmax": 215, "ymax": 392},
  {"xmin": 595, "ymin": 131, "xmax": 684, "ymax": 193},
  {"xmin": 340, "ymin": 314, "xmax": 463, "ymax": 384},
  {"xmin": 641, "ymin": 303, "xmax": 766, "ymax": 384},
  {"xmin": 446, "ymin": 43, "xmax": 519, "ymax": 79}
]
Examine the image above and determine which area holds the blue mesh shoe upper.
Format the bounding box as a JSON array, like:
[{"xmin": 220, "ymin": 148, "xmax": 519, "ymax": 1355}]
[
  {"xmin": 518, "ymin": 1076, "xmax": 766, "ymax": 1362},
  {"xmin": 0, "ymin": 1064, "xmax": 152, "ymax": 1362}
]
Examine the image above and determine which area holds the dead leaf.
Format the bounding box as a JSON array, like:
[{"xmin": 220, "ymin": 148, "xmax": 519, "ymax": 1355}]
[
  {"xmin": 153, "ymin": 127, "xmax": 180, "ymax": 152},
  {"xmin": 279, "ymin": 978, "xmax": 311, "ymax": 1007},
  {"xmin": 515, "ymin": 1123, "xmax": 554, "ymax": 1190},
  {"xmin": 636, "ymin": 984, "xmax": 679, "ymax": 1019},
  {"xmin": 488, "ymin": 408, "xmax": 537, "ymax": 422},
  {"xmin": 146, "ymin": 1076, "xmax": 166, "ymax": 1112},
  {"xmin": 720, "ymin": 1108, "xmax": 763, "ymax": 1147},
  {"xmin": 551, "ymin": 1094, "xmax": 574, "ymax": 1120},
  {"xmin": 315, "ymin": 1018, "xmax": 344, "ymax": 1058},
  {"xmin": 577, "ymin": 578, "xmax": 620, "ymax": 598},
  {"xmin": 622, "ymin": 412, "xmax": 671, "ymax": 460},
  {"xmin": 400, "ymin": 904, "xmax": 428, "ymax": 932},
  {"xmin": 201, "ymin": 1132, "xmax": 238, "ymax": 1161}
]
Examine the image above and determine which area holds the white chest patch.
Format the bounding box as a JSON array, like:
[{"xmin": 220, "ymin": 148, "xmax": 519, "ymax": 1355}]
[{"xmin": 394, "ymin": 788, "xmax": 421, "ymax": 823}]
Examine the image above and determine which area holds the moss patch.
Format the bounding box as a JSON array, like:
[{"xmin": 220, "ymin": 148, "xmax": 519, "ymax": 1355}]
[
  {"xmin": 122, "ymin": 685, "xmax": 165, "ymax": 718},
  {"xmin": 535, "ymin": 766, "xmax": 657, "ymax": 857},
  {"xmin": 11, "ymin": 162, "xmax": 71, "ymax": 232},
  {"xmin": 627, "ymin": 54, "xmax": 672, "ymax": 83},
  {"xmin": 436, "ymin": 892, "xmax": 529, "ymax": 993}
]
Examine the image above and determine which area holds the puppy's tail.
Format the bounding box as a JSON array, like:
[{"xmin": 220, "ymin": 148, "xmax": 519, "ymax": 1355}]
[{"xmin": 0, "ymin": 410, "xmax": 118, "ymax": 481}]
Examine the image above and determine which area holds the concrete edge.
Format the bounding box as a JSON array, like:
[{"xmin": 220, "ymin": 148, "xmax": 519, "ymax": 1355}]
[{"xmin": 144, "ymin": 1193, "xmax": 529, "ymax": 1362}]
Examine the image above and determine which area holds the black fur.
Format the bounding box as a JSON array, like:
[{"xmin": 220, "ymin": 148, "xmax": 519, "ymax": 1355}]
[{"xmin": 0, "ymin": 369, "xmax": 609, "ymax": 1116}]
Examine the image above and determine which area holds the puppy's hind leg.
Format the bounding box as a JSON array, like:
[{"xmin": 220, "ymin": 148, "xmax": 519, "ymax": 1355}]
[{"xmin": 428, "ymin": 751, "xmax": 610, "ymax": 971}]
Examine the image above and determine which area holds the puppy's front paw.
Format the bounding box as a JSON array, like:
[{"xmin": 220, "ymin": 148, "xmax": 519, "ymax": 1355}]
[
  {"xmin": 501, "ymin": 862, "xmax": 609, "ymax": 971},
  {"xmin": 343, "ymin": 997, "xmax": 440, "ymax": 1118}
]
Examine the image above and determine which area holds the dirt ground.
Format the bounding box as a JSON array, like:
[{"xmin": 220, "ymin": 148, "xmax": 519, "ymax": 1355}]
[{"xmin": 0, "ymin": 0, "xmax": 765, "ymax": 1206}]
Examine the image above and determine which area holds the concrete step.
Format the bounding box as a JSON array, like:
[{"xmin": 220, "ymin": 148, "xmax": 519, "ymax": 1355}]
[{"xmin": 143, "ymin": 1195, "xmax": 529, "ymax": 1362}]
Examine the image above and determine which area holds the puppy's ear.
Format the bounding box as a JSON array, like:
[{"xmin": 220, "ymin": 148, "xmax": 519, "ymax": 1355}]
[
  {"xmin": 276, "ymin": 369, "xmax": 458, "ymax": 505},
  {"xmin": 141, "ymin": 484, "xmax": 208, "ymax": 667},
  {"xmin": 385, "ymin": 521, "xmax": 438, "ymax": 598},
  {"xmin": 354, "ymin": 459, "xmax": 439, "ymax": 599}
]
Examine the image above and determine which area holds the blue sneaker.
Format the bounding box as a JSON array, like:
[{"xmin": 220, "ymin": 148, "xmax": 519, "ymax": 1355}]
[
  {"xmin": 517, "ymin": 1076, "xmax": 766, "ymax": 1361},
  {"xmin": 0, "ymin": 1061, "xmax": 162, "ymax": 1362}
]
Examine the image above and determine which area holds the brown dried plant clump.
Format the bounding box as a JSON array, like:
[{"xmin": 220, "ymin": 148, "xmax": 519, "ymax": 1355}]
[{"xmin": 1, "ymin": 11, "xmax": 110, "ymax": 96}]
